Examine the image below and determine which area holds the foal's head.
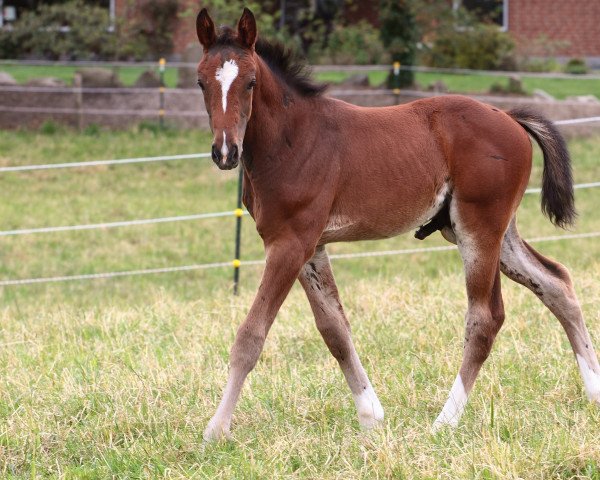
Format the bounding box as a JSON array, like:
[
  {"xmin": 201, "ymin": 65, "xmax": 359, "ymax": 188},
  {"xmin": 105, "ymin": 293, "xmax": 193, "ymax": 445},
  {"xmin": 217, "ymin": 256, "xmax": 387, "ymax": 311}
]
[{"xmin": 196, "ymin": 8, "xmax": 258, "ymax": 170}]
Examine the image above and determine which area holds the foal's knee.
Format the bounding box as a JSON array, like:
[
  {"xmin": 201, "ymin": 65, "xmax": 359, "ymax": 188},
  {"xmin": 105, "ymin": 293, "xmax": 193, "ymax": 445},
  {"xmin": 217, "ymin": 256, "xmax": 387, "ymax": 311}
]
[
  {"xmin": 315, "ymin": 321, "xmax": 351, "ymax": 363},
  {"xmin": 465, "ymin": 305, "xmax": 501, "ymax": 364},
  {"xmin": 492, "ymin": 304, "xmax": 505, "ymax": 326},
  {"xmin": 230, "ymin": 328, "xmax": 267, "ymax": 375}
]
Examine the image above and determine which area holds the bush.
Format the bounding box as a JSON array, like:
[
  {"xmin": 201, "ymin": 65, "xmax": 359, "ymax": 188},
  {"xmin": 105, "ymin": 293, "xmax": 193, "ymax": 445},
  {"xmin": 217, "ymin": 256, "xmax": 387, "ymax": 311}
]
[
  {"xmin": 424, "ymin": 23, "xmax": 516, "ymax": 71},
  {"xmin": 0, "ymin": 1, "xmax": 119, "ymax": 60},
  {"xmin": 40, "ymin": 121, "xmax": 60, "ymax": 135},
  {"xmin": 564, "ymin": 58, "xmax": 588, "ymax": 74},
  {"xmin": 316, "ymin": 21, "xmax": 388, "ymax": 65},
  {"xmin": 138, "ymin": 120, "xmax": 177, "ymax": 135},
  {"xmin": 0, "ymin": 0, "xmax": 183, "ymax": 60},
  {"xmin": 514, "ymin": 34, "xmax": 567, "ymax": 72},
  {"xmin": 83, "ymin": 124, "xmax": 101, "ymax": 136},
  {"xmin": 179, "ymin": 0, "xmax": 277, "ymax": 39},
  {"xmin": 520, "ymin": 58, "xmax": 562, "ymax": 73}
]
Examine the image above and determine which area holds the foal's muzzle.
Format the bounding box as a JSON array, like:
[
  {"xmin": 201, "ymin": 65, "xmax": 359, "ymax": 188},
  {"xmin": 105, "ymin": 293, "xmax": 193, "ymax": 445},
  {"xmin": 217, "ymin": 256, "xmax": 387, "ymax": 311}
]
[{"xmin": 211, "ymin": 143, "xmax": 239, "ymax": 170}]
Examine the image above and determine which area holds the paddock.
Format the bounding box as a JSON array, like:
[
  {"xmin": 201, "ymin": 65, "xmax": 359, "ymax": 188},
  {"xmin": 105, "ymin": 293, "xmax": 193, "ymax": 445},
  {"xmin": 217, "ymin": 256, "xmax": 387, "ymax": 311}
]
[{"xmin": 0, "ymin": 125, "xmax": 599, "ymax": 477}]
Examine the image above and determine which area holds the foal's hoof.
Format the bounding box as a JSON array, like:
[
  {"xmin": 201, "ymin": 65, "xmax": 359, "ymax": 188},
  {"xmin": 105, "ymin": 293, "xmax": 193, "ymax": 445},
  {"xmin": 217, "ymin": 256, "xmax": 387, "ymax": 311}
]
[
  {"xmin": 431, "ymin": 416, "xmax": 459, "ymax": 434},
  {"xmin": 358, "ymin": 412, "xmax": 384, "ymax": 430},
  {"xmin": 585, "ymin": 389, "xmax": 600, "ymax": 406},
  {"xmin": 203, "ymin": 418, "xmax": 232, "ymax": 442},
  {"xmin": 576, "ymin": 354, "xmax": 600, "ymax": 405},
  {"xmin": 354, "ymin": 387, "xmax": 385, "ymax": 430},
  {"xmin": 357, "ymin": 403, "xmax": 385, "ymax": 430}
]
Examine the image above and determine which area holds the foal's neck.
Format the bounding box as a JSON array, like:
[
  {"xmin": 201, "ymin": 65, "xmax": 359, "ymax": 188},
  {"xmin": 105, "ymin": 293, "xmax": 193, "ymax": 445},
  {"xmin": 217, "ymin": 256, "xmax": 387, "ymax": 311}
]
[{"xmin": 243, "ymin": 56, "xmax": 312, "ymax": 164}]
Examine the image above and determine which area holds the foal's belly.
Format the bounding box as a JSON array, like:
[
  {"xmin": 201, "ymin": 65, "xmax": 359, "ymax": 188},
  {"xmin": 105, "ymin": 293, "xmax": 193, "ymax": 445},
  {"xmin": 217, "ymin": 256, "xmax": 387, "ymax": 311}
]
[{"xmin": 319, "ymin": 182, "xmax": 449, "ymax": 244}]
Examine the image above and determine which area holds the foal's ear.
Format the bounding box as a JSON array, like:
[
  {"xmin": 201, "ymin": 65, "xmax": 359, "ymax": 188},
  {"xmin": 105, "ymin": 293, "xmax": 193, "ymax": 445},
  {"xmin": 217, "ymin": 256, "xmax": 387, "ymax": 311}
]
[
  {"xmin": 196, "ymin": 8, "xmax": 216, "ymax": 50},
  {"xmin": 237, "ymin": 8, "xmax": 257, "ymax": 49}
]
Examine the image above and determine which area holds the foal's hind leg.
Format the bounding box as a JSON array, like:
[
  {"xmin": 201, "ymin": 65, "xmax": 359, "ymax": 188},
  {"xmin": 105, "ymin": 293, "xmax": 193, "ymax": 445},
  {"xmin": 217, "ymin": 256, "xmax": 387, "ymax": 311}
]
[
  {"xmin": 500, "ymin": 219, "xmax": 600, "ymax": 402},
  {"xmin": 433, "ymin": 202, "xmax": 507, "ymax": 430},
  {"xmin": 298, "ymin": 246, "xmax": 384, "ymax": 428}
]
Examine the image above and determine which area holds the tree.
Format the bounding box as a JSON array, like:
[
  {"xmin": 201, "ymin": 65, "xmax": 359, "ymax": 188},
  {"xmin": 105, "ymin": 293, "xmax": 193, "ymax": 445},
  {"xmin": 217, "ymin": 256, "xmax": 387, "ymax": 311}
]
[{"xmin": 379, "ymin": 0, "xmax": 417, "ymax": 88}]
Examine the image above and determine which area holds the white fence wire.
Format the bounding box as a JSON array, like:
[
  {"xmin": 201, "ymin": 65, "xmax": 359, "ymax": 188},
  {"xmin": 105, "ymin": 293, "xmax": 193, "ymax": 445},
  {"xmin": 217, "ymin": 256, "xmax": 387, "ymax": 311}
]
[
  {"xmin": 0, "ymin": 182, "xmax": 599, "ymax": 238},
  {"xmin": 0, "ymin": 115, "xmax": 598, "ymax": 286},
  {"xmin": 0, "ymin": 105, "xmax": 207, "ymax": 117},
  {"xmin": 554, "ymin": 117, "xmax": 600, "ymax": 126},
  {"xmin": 0, "ymin": 231, "xmax": 598, "ymax": 287},
  {"xmin": 525, "ymin": 181, "xmax": 600, "ymax": 194},
  {"xmin": 0, "ymin": 116, "xmax": 597, "ymax": 174},
  {"xmin": 0, "ymin": 211, "xmax": 240, "ymax": 237},
  {"xmin": 0, "ymin": 152, "xmax": 210, "ymax": 173}
]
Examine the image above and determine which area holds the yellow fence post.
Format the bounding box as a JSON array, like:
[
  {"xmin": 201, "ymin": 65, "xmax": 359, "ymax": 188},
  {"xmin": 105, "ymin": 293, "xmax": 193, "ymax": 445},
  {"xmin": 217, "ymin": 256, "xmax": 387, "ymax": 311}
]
[{"xmin": 159, "ymin": 58, "xmax": 166, "ymax": 128}]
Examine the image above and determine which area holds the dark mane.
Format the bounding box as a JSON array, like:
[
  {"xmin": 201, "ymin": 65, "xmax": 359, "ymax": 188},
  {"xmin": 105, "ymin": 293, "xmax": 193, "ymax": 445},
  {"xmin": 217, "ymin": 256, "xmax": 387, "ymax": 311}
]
[
  {"xmin": 255, "ymin": 38, "xmax": 327, "ymax": 97},
  {"xmin": 214, "ymin": 26, "xmax": 327, "ymax": 97}
]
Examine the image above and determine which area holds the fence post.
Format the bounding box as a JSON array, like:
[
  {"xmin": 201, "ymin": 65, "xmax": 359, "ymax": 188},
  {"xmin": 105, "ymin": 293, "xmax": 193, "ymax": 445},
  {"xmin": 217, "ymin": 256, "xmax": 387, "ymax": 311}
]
[
  {"xmin": 159, "ymin": 58, "xmax": 166, "ymax": 128},
  {"xmin": 392, "ymin": 61, "xmax": 401, "ymax": 105},
  {"xmin": 73, "ymin": 73, "xmax": 83, "ymax": 131},
  {"xmin": 233, "ymin": 166, "xmax": 244, "ymax": 295}
]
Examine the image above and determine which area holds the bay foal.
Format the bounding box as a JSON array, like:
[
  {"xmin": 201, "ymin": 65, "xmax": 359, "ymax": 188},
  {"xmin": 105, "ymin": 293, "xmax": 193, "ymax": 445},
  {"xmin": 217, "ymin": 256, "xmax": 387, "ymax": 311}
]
[{"xmin": 197, "ymin": 9, "xmax": 600, "ymax": 441}]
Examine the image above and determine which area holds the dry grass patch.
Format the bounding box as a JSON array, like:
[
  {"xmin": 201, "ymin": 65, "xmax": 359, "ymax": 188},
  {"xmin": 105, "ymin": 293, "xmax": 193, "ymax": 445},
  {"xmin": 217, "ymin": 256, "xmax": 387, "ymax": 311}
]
[{"xmin": 1, "ymin": 269, "xmax": 600, "ymax": 478}]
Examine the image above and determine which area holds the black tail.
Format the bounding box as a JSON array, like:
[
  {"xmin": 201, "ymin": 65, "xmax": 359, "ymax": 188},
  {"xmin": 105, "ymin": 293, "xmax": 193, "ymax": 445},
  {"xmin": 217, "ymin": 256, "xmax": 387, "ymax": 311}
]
[{"xmin": 508, "ymin": 108, "xmax": 576, "ymax": 228}]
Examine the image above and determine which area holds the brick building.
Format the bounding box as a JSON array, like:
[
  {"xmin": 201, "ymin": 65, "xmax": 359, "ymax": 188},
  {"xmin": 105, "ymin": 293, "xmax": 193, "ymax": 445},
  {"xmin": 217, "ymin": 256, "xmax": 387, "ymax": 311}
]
[
  {"xmin": 112, "ymin": 0, "xmax": 600, "ymax": 65},
  {"xmin": 458, "ymin": 0, "xmax": 600, "ymax": 65},
  {"xmin": 506, "ymin": 0, "xmax": 600, "ymax": 62}
]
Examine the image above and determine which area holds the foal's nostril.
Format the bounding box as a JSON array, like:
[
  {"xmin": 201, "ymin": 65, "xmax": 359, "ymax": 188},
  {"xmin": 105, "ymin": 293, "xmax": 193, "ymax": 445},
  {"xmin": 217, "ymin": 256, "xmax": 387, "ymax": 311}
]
[
  {"xmin": 229, "ymin": 144, "xmax": 239, "ymax": 161},
  {"xmin": 211, "ymin": 144, "xmax": 220, "ymax": 162}
]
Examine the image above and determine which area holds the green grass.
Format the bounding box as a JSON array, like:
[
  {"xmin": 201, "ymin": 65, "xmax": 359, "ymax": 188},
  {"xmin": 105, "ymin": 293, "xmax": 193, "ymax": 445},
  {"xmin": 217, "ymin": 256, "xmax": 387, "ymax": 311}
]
[
  {"xmin": 2, "ymin": 64, "xmax": 599, "ymax": 99},
  {"xmin": 316, "ymin": 71, "xmax": 600, "ymax": 100},
  {"xmin": 0, "ymin": 65, "xmax": 179, "ymax": 88},
  {"xmin": 0, "ymin": 127, "xmax": 600, "ymax": 477}
]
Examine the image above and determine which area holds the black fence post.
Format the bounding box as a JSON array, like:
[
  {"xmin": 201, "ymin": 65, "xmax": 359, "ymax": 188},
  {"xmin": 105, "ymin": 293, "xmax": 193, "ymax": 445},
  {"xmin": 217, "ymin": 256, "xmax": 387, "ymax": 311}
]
[{"xmin": 233, "ymin": 166, "xmax": 244, "ymax": 295}]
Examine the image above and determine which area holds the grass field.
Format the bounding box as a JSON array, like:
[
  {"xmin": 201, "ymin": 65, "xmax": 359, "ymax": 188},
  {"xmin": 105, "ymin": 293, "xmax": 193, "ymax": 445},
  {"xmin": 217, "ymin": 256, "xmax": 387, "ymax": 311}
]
[
  {"xmin": 0, "ymin": 65, "xmax": 179, "ymax": 89},
  {"xmin": 1, "ymin": 64, "xmax": 599, "ymax": 99},
  {"xmin": 317, "ymin": 71, "xmax": 600, "ymax": 100},
  {"xmin": 0, "ymin": 126, "xmax": 600, "ymax": 478}
]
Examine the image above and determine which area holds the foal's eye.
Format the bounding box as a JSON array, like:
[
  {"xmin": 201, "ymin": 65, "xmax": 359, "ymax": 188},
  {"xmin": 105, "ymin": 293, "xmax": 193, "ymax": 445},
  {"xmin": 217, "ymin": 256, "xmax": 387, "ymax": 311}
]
[
  {"xmin": 247, "ymin": 79, "xmax": 256, "ymax": 90},
  {"xmin": 197, "ymin": 80, "xmax": 205, "ymax": 90}
]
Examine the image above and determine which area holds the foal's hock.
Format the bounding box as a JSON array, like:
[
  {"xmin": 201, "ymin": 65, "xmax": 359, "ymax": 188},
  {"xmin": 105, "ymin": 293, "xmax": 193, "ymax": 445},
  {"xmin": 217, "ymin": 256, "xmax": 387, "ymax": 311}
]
[{"xmin": 196, "ymin": 8, "xmax": 599, "ymax": 441}]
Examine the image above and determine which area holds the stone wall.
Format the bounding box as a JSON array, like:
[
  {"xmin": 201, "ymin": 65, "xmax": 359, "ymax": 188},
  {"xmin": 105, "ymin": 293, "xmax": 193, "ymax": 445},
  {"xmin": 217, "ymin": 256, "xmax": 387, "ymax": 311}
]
[{"xmin": 1, "ymin": 86, "xmax": 599, "ymax": 137}]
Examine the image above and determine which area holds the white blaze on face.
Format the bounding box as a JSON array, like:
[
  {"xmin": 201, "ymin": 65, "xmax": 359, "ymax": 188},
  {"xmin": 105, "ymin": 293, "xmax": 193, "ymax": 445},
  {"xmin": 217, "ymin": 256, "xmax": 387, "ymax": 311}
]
[
  {"xmin": 221, "ymin": 131, "xmax": 228, "ymax": 161},
  {"xmin": 215, "ymin": 59, "xmax": 239, "ymax": 113}
]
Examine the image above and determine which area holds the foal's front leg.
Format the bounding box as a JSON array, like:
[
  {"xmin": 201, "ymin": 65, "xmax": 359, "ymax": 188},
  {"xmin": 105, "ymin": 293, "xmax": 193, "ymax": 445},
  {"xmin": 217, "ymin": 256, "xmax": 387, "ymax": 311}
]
[
  {"xmin": 203, "ymin": 238, "xmax": 311, "ymax": 441},
  {"xmin": 298, "ymin": 246, "xmax": 384, "ymax": 428}
]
